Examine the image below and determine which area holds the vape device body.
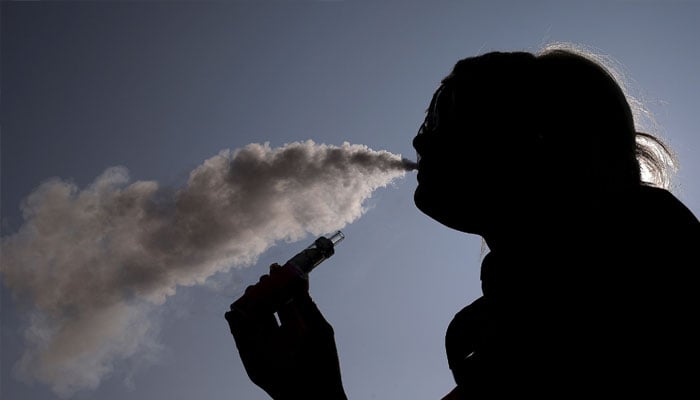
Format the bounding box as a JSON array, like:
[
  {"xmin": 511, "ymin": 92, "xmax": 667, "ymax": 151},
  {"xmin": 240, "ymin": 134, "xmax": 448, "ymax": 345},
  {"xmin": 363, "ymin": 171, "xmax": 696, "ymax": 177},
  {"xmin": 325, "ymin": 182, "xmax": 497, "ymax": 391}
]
[{"xmin": 285, "ymin": 231, "xmax": 345, "ymax": 275}]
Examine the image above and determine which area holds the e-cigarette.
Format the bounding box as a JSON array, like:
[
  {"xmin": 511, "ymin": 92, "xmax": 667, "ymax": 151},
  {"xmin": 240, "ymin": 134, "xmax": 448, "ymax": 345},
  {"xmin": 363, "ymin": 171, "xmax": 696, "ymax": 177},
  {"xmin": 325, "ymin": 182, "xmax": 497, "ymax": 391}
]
[{"xmin": 227, "ymin": 231, "xmax": 346, "ymax": 319}]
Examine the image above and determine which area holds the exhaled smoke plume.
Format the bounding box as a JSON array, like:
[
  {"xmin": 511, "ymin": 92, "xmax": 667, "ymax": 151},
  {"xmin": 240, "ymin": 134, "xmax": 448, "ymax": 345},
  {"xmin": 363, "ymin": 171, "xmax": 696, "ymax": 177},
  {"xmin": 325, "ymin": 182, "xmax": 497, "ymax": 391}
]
[{"xmin": 0, "ymin": 140, "xmax": 414, "ymax": 397}]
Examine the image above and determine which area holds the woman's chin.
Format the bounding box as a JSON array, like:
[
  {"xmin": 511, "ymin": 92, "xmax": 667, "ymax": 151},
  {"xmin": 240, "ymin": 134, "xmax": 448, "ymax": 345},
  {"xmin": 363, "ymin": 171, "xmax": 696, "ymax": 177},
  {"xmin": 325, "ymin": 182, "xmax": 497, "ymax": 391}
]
[
  {"xmin": 413, "ymin": 184, "xmax": 434, "ymax": 214},
  {"xmin": 414, "ymin": 186, "xmax": 478, "ymax": 233}
]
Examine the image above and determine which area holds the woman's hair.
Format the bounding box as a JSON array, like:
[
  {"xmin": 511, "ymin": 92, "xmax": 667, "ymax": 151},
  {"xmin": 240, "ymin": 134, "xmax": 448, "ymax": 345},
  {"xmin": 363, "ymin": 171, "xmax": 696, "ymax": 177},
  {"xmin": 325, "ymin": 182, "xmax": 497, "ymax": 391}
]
[
  {"xmin": 538, "ymin": 42, "xmax": 677, "ymax": 190},
  {"xmin": 429, "ymin": 43, "xmax": 677, "ymax": 190}
]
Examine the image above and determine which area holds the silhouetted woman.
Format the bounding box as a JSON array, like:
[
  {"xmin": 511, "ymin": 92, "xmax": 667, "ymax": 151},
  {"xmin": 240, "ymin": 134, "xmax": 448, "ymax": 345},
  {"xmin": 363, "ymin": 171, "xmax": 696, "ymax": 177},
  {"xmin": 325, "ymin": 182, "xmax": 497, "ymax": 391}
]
[{"xmin": 226, "ymin": 45, "xmax": 699, "ymax": 399}]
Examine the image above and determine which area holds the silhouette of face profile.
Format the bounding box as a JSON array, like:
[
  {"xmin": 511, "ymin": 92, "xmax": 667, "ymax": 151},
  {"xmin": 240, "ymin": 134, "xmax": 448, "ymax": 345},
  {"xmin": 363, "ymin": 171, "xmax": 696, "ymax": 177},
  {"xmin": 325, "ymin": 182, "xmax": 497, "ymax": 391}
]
[
  {"xmin": 412, "ymin": 83, "xmax": 518, "ymax": 235},
  {"xmin": 412, "ymin": 55, "xmax": 540, "ymax": 235},
  {"xmin": 413, "ymin": 85, "xmax": 471, "ymax": 232}
]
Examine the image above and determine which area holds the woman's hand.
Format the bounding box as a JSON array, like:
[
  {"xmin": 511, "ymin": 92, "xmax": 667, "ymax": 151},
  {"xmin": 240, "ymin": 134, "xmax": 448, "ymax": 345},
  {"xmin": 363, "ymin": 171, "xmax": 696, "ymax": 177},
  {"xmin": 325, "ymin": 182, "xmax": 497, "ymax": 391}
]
[{"xmin": 225, "ymin": 263, "xmax": 347, "ymax": 400}]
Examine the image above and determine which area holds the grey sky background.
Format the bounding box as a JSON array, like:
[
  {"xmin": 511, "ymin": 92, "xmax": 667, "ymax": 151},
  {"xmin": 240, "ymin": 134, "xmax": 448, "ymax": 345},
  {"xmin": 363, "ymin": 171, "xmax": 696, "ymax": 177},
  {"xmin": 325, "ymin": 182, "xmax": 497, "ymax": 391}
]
[{"xmin": 2, "ymin": 1, "xmax": 699, "ymax": 400}]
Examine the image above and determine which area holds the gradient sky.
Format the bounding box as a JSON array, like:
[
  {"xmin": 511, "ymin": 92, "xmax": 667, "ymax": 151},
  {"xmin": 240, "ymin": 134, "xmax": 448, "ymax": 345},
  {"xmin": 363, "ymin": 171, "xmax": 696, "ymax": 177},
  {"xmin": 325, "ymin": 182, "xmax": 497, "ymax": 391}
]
[{"xmin": 2, "ymin": 1, "xmax": 699, "ymax": 399}]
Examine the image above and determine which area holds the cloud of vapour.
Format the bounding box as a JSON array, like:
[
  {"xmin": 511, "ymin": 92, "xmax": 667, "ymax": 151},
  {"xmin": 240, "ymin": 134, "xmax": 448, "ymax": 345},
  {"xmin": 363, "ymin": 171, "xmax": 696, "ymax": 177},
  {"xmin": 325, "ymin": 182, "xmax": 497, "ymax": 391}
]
[{"xmin": 0, "ymin": 140, "xmax": 415, "ymax": 397}]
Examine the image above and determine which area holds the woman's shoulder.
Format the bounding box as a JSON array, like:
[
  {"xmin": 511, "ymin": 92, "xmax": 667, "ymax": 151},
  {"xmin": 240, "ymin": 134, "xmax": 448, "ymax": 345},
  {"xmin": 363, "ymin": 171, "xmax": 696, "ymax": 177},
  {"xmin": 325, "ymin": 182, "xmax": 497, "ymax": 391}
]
[
  {"xmin": 635, "ymin": 185, "xmax": 699, "ymax": 230},
  {"xmin": 638, "ymin": 186, "xmax": 699, "ymax": 224}
]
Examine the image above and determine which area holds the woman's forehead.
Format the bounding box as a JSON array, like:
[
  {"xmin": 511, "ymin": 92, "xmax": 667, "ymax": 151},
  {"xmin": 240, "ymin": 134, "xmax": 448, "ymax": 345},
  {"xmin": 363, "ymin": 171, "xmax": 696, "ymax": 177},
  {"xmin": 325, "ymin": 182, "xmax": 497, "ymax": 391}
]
[{"xmin": 425, "ymin": 84, "xmax": 455, "ymax": 128}]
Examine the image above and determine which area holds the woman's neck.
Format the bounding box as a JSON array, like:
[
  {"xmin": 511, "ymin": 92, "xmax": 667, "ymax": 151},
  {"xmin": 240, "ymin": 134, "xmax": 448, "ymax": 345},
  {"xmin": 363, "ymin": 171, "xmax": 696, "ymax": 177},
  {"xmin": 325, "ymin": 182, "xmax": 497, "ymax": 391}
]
[{"xmin": 481, "ymin": 209, "xmax": 598, "ymax": 256}]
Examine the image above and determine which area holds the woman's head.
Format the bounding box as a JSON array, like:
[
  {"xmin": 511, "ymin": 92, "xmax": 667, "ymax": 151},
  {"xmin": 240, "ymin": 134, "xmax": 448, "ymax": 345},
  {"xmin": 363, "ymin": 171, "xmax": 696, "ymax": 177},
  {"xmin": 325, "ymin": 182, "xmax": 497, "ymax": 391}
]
[{"xmin": 413, "ymin": 46, "xmax": 676, "ymax": 235}]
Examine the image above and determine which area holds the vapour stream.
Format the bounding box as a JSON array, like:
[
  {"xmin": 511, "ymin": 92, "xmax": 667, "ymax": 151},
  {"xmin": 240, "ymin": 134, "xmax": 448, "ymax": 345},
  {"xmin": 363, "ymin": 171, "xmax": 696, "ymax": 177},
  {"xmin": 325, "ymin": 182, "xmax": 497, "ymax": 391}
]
[{"xmin": 0, "ymin": 140, "xmax": 416, "ymax": 397}]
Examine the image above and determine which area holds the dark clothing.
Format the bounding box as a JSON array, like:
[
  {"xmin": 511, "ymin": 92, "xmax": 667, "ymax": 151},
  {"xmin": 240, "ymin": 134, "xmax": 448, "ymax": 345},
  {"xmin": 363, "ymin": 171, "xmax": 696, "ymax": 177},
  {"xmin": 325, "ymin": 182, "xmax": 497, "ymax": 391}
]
[{"xmin": 446, "ymin": 186, "xmax": 699, "ymax": 396}]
